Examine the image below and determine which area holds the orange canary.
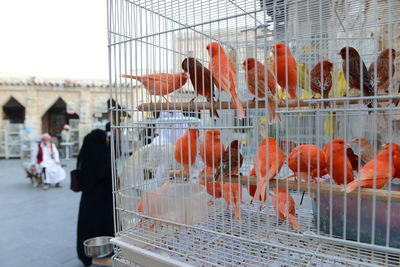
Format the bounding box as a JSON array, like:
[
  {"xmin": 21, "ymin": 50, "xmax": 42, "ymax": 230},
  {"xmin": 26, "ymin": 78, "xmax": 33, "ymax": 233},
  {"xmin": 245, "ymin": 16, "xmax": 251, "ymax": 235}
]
[
  {"xmin": 253, "ymin": 138, "xmax": 285, "ymax": 202},
  {"xmin": 285, "ymin": 144, "xmax": 328, "ymax": 182},
  {"xmin": 242, "ymin": 58, "xmax": 276, "ymax": 96},
  {"xmin": 242, "ymin": 58, "xmax": 279, "ymax": 122},
  {"xmin": 200, "ymin": 179, "xmax": 223, "ymax": 206},
  {"xmin": 323, "ymin": 139, "xmax": 354, "ymax": 185},
  {"xmin": 199, "ymin": 130, "xmax": 225, "ymax": 170},
  {"xmin": 382, "ymin": 143, "xmax": 400, "ymax": 178},
  {"xmin": 206, "ymin": 42, "xmax": 245, "ymax": 118},
  {"xmin": 345, "ymin": 146, "xmax": 398, "ymax": 193},
  {"xmin": 271, "ymin": 42, "xmax": 298, "ymax": 99},
  {"xmin": 174, "ymin": 129, "xmax": 199, "ymax": 176},
  {"xmin": 272, "ymin": 188, "xmax": 298, "ymax": 230},
  {"xmin": 223, "ymin": 182, "xmax": 244, "ymax": 220},
  {"xmin": 122, "ymin": 72, "xmax": 187, "ymax": 103}
]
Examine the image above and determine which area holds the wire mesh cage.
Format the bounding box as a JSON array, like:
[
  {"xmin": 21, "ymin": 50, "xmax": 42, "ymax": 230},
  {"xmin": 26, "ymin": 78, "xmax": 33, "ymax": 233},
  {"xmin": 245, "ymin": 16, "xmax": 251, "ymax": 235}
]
[{"xmin": 108, "ymin": 0, "xmax": 400, "ymax": 266}]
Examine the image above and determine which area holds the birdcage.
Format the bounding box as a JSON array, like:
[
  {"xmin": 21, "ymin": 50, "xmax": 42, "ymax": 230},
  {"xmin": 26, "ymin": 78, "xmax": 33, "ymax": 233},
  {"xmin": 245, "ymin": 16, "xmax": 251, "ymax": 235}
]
[{"xmin": 107, "ymin": 0, "xmax": 400, "ymax": 266}]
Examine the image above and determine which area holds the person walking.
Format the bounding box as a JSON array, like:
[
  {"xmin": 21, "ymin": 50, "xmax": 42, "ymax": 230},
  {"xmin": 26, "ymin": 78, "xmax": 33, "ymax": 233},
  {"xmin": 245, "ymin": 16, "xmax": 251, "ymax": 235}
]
[{"xmin": 76, "ymin": 129, "xmax": 114, "ymax": 266}]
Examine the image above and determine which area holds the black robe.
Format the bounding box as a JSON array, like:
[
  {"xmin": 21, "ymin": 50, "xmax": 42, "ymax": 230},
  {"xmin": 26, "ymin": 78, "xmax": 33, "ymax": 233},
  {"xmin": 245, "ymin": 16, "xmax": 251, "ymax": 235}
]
[{"xmin": 76, "ymin": 129, "xmax": 114, "ymax": 266}]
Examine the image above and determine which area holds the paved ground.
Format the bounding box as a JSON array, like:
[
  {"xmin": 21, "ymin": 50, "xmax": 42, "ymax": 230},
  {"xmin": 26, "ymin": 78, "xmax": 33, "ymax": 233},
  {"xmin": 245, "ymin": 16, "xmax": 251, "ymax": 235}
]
[{"xmin": 0, "ymin": 159, "xmax": 86, "ymax": 267}]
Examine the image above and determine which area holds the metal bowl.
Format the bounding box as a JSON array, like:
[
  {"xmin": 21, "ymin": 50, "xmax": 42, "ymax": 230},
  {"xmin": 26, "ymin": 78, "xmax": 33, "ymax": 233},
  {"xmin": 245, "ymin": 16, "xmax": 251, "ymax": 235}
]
[{"xmin": 83, "ymin": 236, "xmax": 113, "ymax": 258}]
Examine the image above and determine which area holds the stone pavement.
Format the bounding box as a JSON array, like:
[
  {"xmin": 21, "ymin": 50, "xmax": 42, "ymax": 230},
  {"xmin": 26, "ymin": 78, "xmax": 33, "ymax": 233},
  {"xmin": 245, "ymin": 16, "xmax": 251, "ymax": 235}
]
[{"xmin": 0, "ymin": 159, "xmax": 85, "ymax": 267}]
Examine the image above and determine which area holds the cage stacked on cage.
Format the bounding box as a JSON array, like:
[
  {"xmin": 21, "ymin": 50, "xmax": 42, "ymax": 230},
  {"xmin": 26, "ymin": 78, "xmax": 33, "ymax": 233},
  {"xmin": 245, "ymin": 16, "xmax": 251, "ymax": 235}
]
[{"xmin": 108, "ymin": 0, "xmax": 400, "ymax": 266}]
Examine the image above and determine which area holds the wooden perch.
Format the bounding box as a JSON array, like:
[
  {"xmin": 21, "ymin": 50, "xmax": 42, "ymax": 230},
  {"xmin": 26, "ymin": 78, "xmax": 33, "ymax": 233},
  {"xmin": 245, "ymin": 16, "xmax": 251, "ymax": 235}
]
[
  {"xmin": 168, "ymin": 170, "xmax": 400, "ymax": 202},
  {"xmin": 137, "ymin": 97, "xmax": 400, "ymax": 111}
]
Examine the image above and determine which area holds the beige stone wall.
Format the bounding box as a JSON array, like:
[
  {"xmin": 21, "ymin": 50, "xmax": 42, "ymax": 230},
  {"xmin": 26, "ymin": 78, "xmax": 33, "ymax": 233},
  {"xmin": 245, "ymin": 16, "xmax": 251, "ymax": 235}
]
[{"xmin": 0, "ymin": 85, "xmax": 109, "ymax": 144}]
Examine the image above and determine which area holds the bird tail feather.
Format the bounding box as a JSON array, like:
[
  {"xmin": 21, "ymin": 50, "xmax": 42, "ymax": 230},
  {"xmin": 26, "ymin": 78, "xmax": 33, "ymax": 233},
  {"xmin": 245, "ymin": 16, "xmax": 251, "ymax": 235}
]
[{"xmin": 230, "ymin": 89, "xmax": 245, "ymax": 118}]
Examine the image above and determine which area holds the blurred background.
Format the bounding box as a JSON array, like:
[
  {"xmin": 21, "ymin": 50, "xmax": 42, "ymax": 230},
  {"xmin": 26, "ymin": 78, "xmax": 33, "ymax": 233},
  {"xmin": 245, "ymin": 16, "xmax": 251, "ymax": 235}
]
[{"xmin": 0, "ymin": 1, "xmax": 113, "ymax": 266}]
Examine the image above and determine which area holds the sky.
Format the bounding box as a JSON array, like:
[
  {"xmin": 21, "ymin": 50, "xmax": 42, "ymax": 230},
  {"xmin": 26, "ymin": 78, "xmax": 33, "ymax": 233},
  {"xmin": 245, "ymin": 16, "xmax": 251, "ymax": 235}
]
[{"xmin": 0, "ymin": 0, "xmax": 109, "ymax": 81}]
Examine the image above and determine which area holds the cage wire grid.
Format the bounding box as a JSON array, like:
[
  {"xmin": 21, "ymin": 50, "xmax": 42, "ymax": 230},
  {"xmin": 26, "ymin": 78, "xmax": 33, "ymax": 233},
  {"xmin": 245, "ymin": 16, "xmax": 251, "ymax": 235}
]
[
  {"xmin": 107, "ymin": 0, "xmax": 400, "ymax": 266},
  {"xmin": 112, "ymin": 201, "xmax": 400, "ymax": 266}
]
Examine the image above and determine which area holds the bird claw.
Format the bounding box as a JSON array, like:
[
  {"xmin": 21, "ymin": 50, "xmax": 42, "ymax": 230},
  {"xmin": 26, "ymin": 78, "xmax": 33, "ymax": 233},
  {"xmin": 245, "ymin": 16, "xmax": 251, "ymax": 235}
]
[
  {"xmin": 207, "ymin": 199, "xmax": 215, "ymax": 206},
  {"xmin": 319, "ymin": 177, "xmax": 331, "ymax": 183}
]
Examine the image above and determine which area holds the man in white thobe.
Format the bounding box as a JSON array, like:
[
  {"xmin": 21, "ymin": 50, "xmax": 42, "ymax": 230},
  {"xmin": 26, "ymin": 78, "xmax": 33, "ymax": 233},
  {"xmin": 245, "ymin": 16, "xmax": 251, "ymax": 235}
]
[{"xmin": 33, "ymin": 133, "xmax": 66, "ymax": 190}]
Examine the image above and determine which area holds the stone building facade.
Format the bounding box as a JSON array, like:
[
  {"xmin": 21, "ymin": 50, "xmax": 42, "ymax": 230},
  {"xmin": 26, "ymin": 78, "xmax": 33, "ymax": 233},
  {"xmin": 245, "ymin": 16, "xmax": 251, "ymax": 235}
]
[{"xmin": 0, "ymin": 79, "xmax": 144, "ymax": 155}]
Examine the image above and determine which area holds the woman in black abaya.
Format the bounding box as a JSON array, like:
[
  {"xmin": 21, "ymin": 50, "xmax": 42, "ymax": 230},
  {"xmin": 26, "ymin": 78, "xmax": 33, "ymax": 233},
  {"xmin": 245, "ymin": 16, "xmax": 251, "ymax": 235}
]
[{"xmin": 76, "ymin": 129, "xmax": 114, "ymax": 266}]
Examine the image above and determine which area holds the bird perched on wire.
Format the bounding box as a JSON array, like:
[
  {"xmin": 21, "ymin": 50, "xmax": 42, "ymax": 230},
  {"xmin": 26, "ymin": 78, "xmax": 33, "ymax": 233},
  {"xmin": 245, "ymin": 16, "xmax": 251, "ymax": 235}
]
[
  {"xmin": 206, "ymin": 42, "xmax": 245, "ymax": 118},
  {"xmin": 338, "ymin": 47, "xmax": 374, "ymax": 108},
  {"xmin": 174, "ymin": 129, "xmax": 199, "ymax": 176},
  {"xmin": 284, "ymin": 144, "xmax": 328, "ymax": 183},
  {"xmin": 344, "ymin": 145, "xmax": 398, "ymax": 193},
  {"xmin": 214, "ymin": 140, "xmax": 243, "ymax": 181},
  {"xmin": 352, "ymin": 137, "xmax": 374, "ymax": 167},
  {"xmin": 182, "ymin": 57, "xmax": 219, "ymax": 118},
  {"xmin": 369, "ymin": 48, "xmax": 397, "ymax": 94},
  {"xmin": 310, "ymin": 60, "xmax": 333, "ymax": 106},
  {"xmin": 242, "ymin": 58, "xmax": 279, "ymax": 122},
  {"xmin": 252, "ymin": 138, "xmax": 285, "ymax": 202},
  {"xmin": 323, "ymin": 138, "xmax": 354, "ymax": 185},
  {"xmin": 122, "ymin": 72, "xmax": 187, "ymax": 103},
  {"xmin": 200, "ymin": 130, "xmax": 225, "ymax": 172},
  {"xmin": 271, "ymin": 188, "xmax": 298, "ymax": 230},
  {"xmin": 271, "ymin": 42, "xmax": 298, "ymax": 99}
]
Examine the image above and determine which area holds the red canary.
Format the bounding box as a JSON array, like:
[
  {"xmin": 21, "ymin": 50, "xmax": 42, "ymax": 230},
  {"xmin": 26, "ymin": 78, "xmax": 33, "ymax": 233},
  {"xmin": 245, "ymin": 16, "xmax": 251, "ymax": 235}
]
[
  {"xmin": 200, "ymin": 130, "xmax": 225, "ymax": 170},
  {"xmin": 174, "ymin": 129, "xmax": 199, "ymax": 176},
  {"xmin": 310, "ymin": 60, "xmax": 333, "ymax": 104},
  {"xmin": 223, "ymin": 182, "xmax": 244, "ymax": 220},
  {"xmin": 253, "ymin": 138, "xmax": 285, "ymax": 202},
  {"xmin": 383, "ymin": 143, "xmax": 400, "ymax": 178},
  {"xmin": 206, "ymin": 42, "xmax": 245, "ymax": 118},
  {"xmin": 200, "ymin": 178, "xmax": 223, "ymax": 206},
  {"xmin": 271, "ymin": 42, "xmax": 298, "ymax": 99},
  {"xmin": 272, "ymin": 188, "xmax": 298, "ymax": 230},
  {"xmin": 369, "ymin": 49, "xmax": 396, "ymax": 94},
  {"xmin": 345, "ymin": 146, "xmax": 398, "ymax": 193},
  {"xmin": 338, "ymin": 47, "xmax": 374, "ymax": 107},
  {"xmin": 214, "ymin": 140, "xmax": 243, "ymax": 181},
  {"xmin": 122, "ymin": 72, "xmax": 187, "ymax": 103},
  {"xmin": 182, "ymin": 57, "xmax": 219, "ymax": 117},
  {"xmin": 242, "ymin": 58, "xmax": 279, "ymax": 122},
  {"xmin": 285, "ymin": 144, "xmax": 328, "ymax": 182},
  {"xmin": 323, "ymin": 139, "xmax": 354, "ymax": 185}
]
